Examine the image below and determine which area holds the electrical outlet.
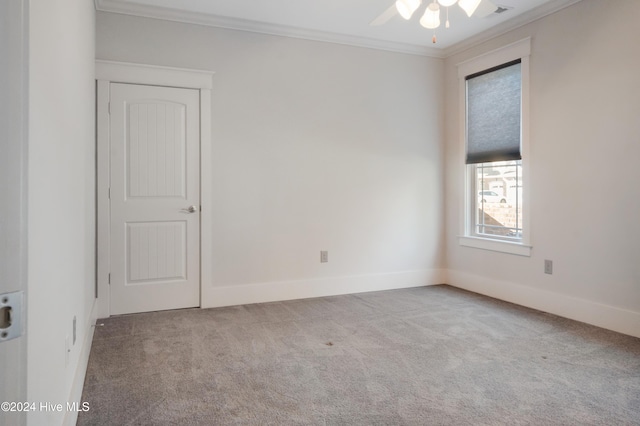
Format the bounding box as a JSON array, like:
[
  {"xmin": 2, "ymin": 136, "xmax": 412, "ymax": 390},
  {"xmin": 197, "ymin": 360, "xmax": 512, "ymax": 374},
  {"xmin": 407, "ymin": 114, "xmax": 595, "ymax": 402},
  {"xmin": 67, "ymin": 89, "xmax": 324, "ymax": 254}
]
[
  {"xmin": 544, "ymin": 259, "xmax": 553, "ymax": 275},
  {"xmin": 320, "ymin": 251, "xmax": 328, "ymax": 263}
]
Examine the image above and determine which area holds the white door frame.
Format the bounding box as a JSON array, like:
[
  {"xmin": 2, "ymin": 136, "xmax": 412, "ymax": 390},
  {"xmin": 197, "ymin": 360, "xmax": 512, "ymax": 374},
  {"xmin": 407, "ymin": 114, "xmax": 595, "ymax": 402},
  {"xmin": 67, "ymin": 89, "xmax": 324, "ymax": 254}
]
[
  {"xmin": 96, "ymin": 60, "xmax": 214, "ymax": 318},
  {"xmin": 0, "ymin": 0, "xmax": 28, "ymax": 422}
]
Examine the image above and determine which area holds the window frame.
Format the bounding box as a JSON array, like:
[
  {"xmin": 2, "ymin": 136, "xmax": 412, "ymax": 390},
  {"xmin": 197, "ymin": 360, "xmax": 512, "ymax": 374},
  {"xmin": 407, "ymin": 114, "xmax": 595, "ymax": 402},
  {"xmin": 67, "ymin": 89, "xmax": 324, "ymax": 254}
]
[
  {"xmin": 473, "ymin": 160, "xmax": 522, "ymax": 241},
  {"xmin": 457, "ymin": 38, "xmax": 532, "ymax": 257}
]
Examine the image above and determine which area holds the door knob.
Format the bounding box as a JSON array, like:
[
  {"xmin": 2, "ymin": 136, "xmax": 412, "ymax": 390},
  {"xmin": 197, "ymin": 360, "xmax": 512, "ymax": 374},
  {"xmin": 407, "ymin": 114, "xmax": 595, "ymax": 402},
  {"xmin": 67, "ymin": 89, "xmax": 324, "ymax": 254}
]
[{"xmin": 181, "ymin": 205, "xmax": 198, "ymax": 213}]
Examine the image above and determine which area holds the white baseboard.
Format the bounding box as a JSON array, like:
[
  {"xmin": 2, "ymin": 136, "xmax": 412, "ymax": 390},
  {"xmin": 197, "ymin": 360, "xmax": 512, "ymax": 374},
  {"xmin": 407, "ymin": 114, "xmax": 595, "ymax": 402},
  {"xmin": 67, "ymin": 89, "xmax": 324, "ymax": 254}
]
[
  {"xmin": 63, "ymin": 298, "xmax": 98, "ymax": 426},
  {"xmin": 447, "ymin": 270, "xmax": 640, "ymax": 339},
  {"xmin": 202, "ymin": 269, "xmax": 446, "ymax": 308}
]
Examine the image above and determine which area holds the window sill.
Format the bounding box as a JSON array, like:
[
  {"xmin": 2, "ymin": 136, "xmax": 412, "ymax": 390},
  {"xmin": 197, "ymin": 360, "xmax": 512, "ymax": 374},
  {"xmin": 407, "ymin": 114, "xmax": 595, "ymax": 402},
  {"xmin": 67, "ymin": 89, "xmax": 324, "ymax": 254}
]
[{"xmin": 459, "ymin": 236, "xmax": 532, "ymax": 257}]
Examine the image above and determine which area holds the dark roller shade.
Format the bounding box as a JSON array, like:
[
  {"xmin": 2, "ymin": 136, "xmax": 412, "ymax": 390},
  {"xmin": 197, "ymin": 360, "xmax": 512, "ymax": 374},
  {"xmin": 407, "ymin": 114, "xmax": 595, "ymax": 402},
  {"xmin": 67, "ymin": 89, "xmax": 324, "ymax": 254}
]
[{"xmin": 466, "ymin": 60, "xmax": 521, "ymax": 164}]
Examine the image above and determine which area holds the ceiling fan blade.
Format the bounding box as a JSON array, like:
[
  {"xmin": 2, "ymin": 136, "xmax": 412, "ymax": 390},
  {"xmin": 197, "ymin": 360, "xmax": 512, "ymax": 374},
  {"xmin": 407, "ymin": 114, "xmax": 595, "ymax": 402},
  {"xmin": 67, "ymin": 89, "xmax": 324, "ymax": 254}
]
[
  {"xmin": 473, "ymin": 0, "xmax": 499, "ymax": 18},
  {"xmin": 370, "ymin": 4, "xmax": 398, "ymax": 26}
]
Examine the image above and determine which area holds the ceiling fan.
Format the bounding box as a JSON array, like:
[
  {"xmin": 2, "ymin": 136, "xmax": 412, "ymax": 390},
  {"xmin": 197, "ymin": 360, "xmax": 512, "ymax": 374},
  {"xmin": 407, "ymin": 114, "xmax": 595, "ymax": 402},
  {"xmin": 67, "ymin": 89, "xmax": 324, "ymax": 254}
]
[{"xmin": 371, "ymin": 0, "xmax": 501, "ymax": 43}]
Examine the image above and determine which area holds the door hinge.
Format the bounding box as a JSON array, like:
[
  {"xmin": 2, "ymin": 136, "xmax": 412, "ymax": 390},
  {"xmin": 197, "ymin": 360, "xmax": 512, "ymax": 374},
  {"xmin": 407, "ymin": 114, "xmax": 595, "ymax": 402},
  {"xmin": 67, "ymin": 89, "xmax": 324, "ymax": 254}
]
[
  {"xmin": 108, "ymin": 273, "xmax": 111, "ymax": 284},
  {"xmin": 107, "ymin": 102, "xmax": 111, "ymax": 115},
  {"xmin": 108, "ymin": 188, "xmax": 111, "ymax": 199}
]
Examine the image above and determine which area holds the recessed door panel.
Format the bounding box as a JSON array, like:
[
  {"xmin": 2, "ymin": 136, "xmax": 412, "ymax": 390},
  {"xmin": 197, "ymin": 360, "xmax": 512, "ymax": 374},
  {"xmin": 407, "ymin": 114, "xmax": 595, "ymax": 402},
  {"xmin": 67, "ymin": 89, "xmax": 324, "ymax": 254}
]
[
  {"xmin": 127, "ymin": 102, "xmax": 187, "ymax": 199},
  {"xmin": 126, "ymin": 221, "xmax": 186, "ymax": 284}
]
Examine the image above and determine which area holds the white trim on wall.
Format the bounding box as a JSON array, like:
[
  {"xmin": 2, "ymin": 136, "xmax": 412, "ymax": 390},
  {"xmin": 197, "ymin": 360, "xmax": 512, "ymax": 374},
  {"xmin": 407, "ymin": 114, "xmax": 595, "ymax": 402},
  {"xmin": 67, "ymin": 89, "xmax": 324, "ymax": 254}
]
[
  {"xmin": 94, "ymin": 0, "xmax": 439, "ymax": 58},
  {"xmin": 456, "ymin": 38, "xmax": 531, "ymax": 79},
  {"xmin": 457, "ymin": 38, "xmax": 532, "ymax": 257},
  {"xmin": 447, "ymin": 269, "xmax": 640, "ymax": 339},
  {"xmin": 63, "ymin": 299, "xmax": 97, "ymax": 426},
  {"xmin": 94, "ymin": 0, "xmax": 581, "ymax": 59},
  {"xmin": 204, "ymin": 269, "xmax": 447, "ymax": 308},
  {"xmin": 442, "ymin": 0, "xmax": 582, "ymax": 58},
  {"xmin": 0, "ymin": 0, "xmax": 28, "ymax": 420},
  {"xmin": 96, "ymin": 80, "xmax": 110, "ymax": 318},
  {"xmin": 95, "ymin": 60, "xmax": 213, "ymax": 89},
  {"xmin": 96, "ymin": 60, "xmax": 214, "ymax": 318}
]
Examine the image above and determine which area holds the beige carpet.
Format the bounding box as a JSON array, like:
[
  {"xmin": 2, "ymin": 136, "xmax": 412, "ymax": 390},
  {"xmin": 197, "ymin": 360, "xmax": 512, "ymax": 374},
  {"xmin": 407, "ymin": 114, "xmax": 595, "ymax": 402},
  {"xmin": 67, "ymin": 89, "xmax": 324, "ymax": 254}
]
[{"xmin": 78, "ymin": 285, "xmax": 640, "ymax": 425}]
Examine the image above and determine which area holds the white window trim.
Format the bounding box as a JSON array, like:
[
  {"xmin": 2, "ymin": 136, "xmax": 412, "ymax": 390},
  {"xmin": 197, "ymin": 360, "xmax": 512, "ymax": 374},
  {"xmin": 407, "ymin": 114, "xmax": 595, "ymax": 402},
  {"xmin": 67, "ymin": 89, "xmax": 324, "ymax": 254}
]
[{"xmin": 457, "ymin": 38, "xmax": 532, "ymax": 257}]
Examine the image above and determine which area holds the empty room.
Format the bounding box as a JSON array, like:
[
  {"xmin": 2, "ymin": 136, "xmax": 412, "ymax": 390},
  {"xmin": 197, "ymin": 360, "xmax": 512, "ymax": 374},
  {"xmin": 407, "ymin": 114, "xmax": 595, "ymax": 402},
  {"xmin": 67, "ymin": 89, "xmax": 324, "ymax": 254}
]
[{"xmin": 1, "ymin": 0, "xmax": 639, "ymax": 425}]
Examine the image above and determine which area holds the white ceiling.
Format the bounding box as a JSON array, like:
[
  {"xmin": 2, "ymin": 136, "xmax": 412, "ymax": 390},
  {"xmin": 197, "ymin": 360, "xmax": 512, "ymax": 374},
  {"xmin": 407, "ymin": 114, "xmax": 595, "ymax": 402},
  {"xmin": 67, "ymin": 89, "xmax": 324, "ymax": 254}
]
[{"xmin": 95, "ymin": 0, "xmax": 581, "ymax": 57}]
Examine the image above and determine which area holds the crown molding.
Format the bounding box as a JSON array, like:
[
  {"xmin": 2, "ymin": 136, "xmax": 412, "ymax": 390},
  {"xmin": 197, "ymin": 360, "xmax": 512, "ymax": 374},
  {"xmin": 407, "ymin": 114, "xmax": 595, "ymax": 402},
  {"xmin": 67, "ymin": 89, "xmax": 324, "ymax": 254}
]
[
  {"xmin": 95, "ymin": 0, "xmax": 583, "ymax": 59},
  {"xmin": 442, "ymin": 0, "xmax": 583, "ymax": 57},
  {"xmin": 95, "ymin": 0, "xmax": 445, "ymax": 58}
]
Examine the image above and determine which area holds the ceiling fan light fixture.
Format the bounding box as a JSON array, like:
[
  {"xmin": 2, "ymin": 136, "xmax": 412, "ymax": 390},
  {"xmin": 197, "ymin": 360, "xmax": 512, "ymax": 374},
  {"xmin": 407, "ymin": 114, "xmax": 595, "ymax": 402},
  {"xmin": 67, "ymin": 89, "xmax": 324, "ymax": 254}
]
[
  {"xmin": 458, "ymin": 0, "xmax": 482, "ymax": 17},
  {"xmin": 420, "ymin": 2, "xmax": 441, "ymax": 29},
  {"xmin": 437, "ymin": 0, "xmax": 457, "ymax": 7},
  {"xmin": 396, "ymin": 0, "xmax": 422, "ymax": 20}
]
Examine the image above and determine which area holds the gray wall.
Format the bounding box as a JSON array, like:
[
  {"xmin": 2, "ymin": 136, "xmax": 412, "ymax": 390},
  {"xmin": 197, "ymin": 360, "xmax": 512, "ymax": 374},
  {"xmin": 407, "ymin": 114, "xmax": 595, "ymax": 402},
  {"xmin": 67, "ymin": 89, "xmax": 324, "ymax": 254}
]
[
  {"xmin": 27, "ymin": 0, "xmax": 96, "ymax": 424},
  {"xmin": 96, "ymin": 0, "xmax": 640, "ymax": 337},
  {"xmin": 444, "ymin": 0, "xmax": 640, "ymax": 336},
  {"xmin": 97, "ymin": 12, "xmax": 446, "ymax": 305},
  {"xmin": 0, "ymin": 0, "xmax": 28, "ymax": 422}
]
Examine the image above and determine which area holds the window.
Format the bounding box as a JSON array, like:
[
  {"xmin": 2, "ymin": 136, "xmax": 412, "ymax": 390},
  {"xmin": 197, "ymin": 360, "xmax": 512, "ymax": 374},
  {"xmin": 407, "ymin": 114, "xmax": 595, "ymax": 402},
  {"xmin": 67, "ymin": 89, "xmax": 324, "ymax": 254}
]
[
  {"xmin": 475, "ymin": 160, "xmax": 521, "ymax": 239},
  {"xmin": 457, "ymin": 39, "xmax": 531, "ymax": 256}
]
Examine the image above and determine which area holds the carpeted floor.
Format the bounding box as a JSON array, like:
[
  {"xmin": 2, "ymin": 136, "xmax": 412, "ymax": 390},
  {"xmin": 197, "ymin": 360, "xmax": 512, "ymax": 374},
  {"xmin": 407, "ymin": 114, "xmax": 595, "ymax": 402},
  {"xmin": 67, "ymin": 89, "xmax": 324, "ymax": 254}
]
[{"xmin": 77, "ymin": 285, "xmax": 640, "ymax": 425}]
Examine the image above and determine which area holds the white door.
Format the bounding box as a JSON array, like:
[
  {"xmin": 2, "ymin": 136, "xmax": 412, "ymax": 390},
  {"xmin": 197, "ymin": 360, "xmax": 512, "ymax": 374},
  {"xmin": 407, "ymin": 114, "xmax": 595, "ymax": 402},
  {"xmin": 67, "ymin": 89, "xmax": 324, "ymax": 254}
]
[{"xmin": 109, "ymin": 83, "xmax": 200, "ymax": 315}]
